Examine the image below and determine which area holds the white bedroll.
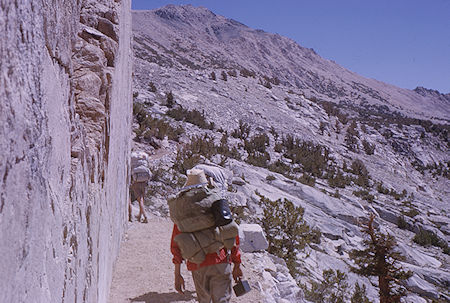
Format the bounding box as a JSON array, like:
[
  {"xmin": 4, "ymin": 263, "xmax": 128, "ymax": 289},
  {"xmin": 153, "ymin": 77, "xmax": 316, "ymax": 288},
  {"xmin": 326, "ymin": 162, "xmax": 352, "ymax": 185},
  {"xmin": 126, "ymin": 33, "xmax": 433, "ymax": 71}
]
[{"xmin": 131, "ymin": 151, "xmax": 151, "ymax": 182}]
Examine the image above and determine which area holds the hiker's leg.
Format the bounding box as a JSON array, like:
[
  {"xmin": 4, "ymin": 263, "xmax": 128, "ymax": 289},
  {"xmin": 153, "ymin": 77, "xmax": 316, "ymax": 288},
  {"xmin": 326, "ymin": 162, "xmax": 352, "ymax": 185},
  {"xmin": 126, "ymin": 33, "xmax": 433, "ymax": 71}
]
[
  {"xmin": 192, "ymin": 266, "xmax": 212, "ymax": 303},
  {"xmin": 209, "ymin": 263, "xmax": 232, "ymax": 303},
  {"xmin": 138, "ymin": 195, "xmax": 147, "ymax": 222},
  {"xmin": 128, "ymin": 191, "xmax": 132, "ymax": 222}
]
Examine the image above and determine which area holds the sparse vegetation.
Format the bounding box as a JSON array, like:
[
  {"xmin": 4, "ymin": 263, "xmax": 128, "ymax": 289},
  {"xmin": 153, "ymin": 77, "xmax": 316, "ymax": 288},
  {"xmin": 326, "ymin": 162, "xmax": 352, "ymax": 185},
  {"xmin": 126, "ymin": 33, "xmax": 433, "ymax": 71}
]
[
  {"xmin": 239, "ymin": 68, "xmax": 256, "ymax": 78},
  {"xmin": 351, "ymin": 283, "xmax": 372, "ymax": 303},
  {"xmin": 148, "ymin": 81, "xmax": 157, "ymax": 92},
  {"xmin": 278, "ymin": 135, "xmax": 332, "ymax": 178},
  {"xmin": 221, "ymin": 70, "xmax": 227, "ymax": 81},
  {"xmin": 227, "ymin": 69, "xmax": 237, "ymax": 77},
  {"xmin": 166, "ymin": 91, "xmax": 174, "ymax": 108},
  {"xmin": 413, "ymin": 228, "xmax": 449, "ymax": 255},
  {"xmin": 231, "ymin": 120, "xmax": 251, "ymax": 140},
  {"xmin": 362, "ymin": 139, "xmax": 375, "ymax": 155},
  {"xmin": 353, "ymin": 190, "xmax": 374, "ymax": 203},
  {"xmin": 303, "ymin": 269, "xmax": 350, "ymax": 303},
  {"xmin": 345, "ymin": 120, "xmax": 360, "ymax": 151},
  {"xmin": 266, "ymin": 174, "xmax": 276, "ymax": 181},
  {"xmin": 133, "ymin": 103, "xmax": 184, "ymax": 142},
  {"xmin": 396, "ymin": 216, "xmax": 409, "ymax": 229},
  {"xmin": 351, "ymin": 159, "xmax": 371, "ymax": 188},
  {"xmin": 167, "ymin": 106, "xmax": 215, "ymax": 130}
]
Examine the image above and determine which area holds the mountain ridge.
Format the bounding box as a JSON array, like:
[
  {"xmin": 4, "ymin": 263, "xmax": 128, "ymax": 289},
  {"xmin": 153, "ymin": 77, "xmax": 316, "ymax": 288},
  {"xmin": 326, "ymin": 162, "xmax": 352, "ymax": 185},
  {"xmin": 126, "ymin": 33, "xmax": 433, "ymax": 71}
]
[{"xmin": 133, "ymin": 4, "xmax": 449, "ymax": 122}]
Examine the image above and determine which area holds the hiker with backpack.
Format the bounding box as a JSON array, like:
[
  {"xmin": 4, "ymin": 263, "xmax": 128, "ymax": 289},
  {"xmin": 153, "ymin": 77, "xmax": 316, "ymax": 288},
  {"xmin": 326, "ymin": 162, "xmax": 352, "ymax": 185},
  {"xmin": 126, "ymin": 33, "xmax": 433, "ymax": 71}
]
[
  {"xmin": 169, "ymin": 167, "xmax": 243, "ymax": 303},
  {"xmin": 129, "ymin": 151, "xmax": 152, "ymax": 223}
]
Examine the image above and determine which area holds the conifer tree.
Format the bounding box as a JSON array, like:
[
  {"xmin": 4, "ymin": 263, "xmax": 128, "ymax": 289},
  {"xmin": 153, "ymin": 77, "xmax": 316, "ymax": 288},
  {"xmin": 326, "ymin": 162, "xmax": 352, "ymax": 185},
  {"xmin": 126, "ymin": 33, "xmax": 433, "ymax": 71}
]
[
  {"xmin": 350, "ymin": 214, "xmax": 411, "ymax": 303},
  {"xmin": 258, "ymin": 194, "xmax": 319, "ymax": 277}
]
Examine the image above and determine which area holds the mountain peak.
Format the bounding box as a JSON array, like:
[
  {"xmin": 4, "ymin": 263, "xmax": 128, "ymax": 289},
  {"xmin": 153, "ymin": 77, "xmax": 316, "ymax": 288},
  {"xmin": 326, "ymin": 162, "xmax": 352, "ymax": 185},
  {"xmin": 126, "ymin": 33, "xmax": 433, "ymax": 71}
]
[{"xmin": 152, "ymin": 4, "xmax": 218, "ymax": 24}]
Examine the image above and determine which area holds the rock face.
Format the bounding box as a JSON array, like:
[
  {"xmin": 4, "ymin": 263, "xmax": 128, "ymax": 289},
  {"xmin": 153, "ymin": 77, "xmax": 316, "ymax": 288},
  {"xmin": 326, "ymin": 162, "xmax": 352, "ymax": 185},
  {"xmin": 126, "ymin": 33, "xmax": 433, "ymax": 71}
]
[{"xmin": 0, "ymin": 1, "xmax": 132, "ymax": 302}]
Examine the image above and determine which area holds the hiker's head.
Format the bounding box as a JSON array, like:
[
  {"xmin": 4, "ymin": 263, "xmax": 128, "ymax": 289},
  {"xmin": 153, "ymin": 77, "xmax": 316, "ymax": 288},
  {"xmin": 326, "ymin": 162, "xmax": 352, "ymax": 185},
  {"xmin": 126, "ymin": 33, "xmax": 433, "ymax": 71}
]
[{"xmin": 184, "ymin": 168, "xmax": 208, "ymax": 187}]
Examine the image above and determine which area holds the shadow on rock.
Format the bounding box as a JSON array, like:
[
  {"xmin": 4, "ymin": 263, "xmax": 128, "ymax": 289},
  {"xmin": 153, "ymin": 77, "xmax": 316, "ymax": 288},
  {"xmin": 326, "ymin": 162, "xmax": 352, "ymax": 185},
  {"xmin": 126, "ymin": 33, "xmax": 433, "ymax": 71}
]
[{"xmin": 130, "ymin": 290, "xmax": 196, "ymax": 303}]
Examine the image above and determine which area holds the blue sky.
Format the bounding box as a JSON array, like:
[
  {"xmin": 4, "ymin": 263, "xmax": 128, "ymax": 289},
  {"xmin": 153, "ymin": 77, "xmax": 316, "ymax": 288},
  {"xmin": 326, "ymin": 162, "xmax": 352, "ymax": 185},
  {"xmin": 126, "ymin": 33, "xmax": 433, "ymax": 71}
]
[{"xmin": 132, "ymin": 0, "xmax": 450, "ymax": 93}]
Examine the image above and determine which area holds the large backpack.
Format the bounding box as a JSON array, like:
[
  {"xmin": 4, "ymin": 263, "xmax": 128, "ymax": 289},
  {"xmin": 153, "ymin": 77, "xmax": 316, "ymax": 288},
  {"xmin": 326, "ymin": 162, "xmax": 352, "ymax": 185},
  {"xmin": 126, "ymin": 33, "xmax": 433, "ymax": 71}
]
[
  {"xmin": 174, "ymin": 221, "xmax": 239, "ymax": 264},
  {"xmin": 131, "ymin": 151, "xmax": 151, "ymax": 182},
  {"xmin": 168, "ymin": 186, "xmax": 221, "ymax": 233},
  {"xmin": 169, "ymin": 185, "xmax": 239, "ymax": 264}
]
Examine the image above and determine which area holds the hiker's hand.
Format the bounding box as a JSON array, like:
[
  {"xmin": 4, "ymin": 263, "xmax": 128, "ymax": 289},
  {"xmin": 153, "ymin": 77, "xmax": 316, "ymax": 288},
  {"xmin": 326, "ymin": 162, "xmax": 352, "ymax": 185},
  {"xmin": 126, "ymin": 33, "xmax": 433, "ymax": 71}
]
[
  {"xmin": 175, "ymin": 273, "xmax": 185, "ymax": 294},
  {"xmin": 232, "ymin": 263, "xmax": 243, "ymax": 282}
]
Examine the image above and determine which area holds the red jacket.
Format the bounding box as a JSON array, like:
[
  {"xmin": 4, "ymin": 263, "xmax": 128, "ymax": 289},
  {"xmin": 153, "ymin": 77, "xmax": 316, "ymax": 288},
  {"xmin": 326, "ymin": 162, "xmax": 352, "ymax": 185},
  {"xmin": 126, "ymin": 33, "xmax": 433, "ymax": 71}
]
[{"xmin": 171, "ymin": 224, "xmax": 241, "ymax": 271}]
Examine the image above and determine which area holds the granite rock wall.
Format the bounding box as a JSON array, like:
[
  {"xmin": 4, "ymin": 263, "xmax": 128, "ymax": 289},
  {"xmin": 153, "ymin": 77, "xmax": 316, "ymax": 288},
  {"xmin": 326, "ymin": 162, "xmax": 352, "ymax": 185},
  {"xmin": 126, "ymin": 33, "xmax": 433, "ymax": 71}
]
[{"xmin": 0, "ymin": 0, "xmax": 132, "ymax": 302}]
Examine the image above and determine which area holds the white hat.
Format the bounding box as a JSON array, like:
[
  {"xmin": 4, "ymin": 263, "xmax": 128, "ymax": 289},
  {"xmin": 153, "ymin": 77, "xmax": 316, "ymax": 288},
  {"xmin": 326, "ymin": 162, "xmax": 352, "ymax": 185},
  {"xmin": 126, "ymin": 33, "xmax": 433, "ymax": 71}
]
[{"xmin": 184, "ymin": 168, "xmax": 208, "ymax": 187}]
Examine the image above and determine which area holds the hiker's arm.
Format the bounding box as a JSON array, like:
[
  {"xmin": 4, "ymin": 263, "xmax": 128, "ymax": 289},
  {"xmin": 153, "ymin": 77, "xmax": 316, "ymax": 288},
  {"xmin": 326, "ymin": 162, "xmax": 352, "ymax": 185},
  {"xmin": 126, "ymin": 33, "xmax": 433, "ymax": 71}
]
[
  {"xmin": 232, "ymin": 262, "xmax": 243, "ymax": 282},
  {"xmin": 231, "ymin": 235, "xmax": 243, "ymax": 282},
  {"xmin": 171, "ymin": 225, "xmax": 185, "ymax": 293},
  {"xmin": 230, "ymin": 235, "xmax": 241, "ymax": 264},
  {"xmin": 174, "ymin": 263, "xmax": 185, "ymax": 293},
  {"xmin": 170, "ymin": 224, "xmax": 184, "ymax": 264}
]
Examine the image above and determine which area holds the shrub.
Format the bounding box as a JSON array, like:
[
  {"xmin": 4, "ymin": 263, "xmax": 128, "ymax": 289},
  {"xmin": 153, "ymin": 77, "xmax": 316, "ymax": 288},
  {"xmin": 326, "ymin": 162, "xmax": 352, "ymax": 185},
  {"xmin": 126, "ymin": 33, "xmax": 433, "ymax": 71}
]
[
  {"xmin": 402, "ymin": 207, "xmax": 419, "ymax": 218},
  {"xmin": 333, "ymin": 190, "xmax": 341, "ymax": 198},
  {"xmin": 133, "ymin": 103, "xmax": 184, "ymax": 142},
  {"xmin": 167, "ymin": 107, "xmax": 214, "ymax": 130},
  {"xmin": 353, "ymin": 190, "xmax": 374, "ymax": 203},
  {"xmin": 166, "ymin": 91, "xmax": 174, "ymax": 108},
  {"xmin": 304, "ymin": 269, "xmax": 349, "ymax": 303},
  {"xmin": 345, "ymin": 120, "xmax": 360, "ymax": 151},
  {"xmin": 397, "ymin": 216, "xmax": 408, "ymax": 229},
  {"xmin": 328, "ymin": 170, "xmax": 351, "ymax": 188},
  {"xmin": 231, "ymin": 120, "xmax": 251, "ymax": 139},
  {"xmin": 258, "ymin": 193, "xmax": 320, "ymax": 277},
  {"xmin": 351, "ymin": 159, "xmax": 370, "ymax": 188},
  {"xmin": 221, "ymin": 71, "xmax": 227, "ymax": 81},
  {"xmin": 172, "ymin": 135, "xmax": 217, "ymax": 174},
  {"xmin": 351, "ymin": 283, "xmax": 372, "ymax": 303},
  {"xmin": 280, "ymin": 135, "xmax": 331, "ymax": 178},
  {"xmin": 413, "ymin": 229, "xmax": 449, "ymax": 254},
  {"xmin": 376, "ymin": 182, "xmax": 390, "ymax": 195},
  {"xmin": 227, "ymin": 69, "xmax": 237, "ymax": 77},
  {"xmin": 148, "ymin": 81, "xmax": 157, "ymax": 92},
  {"xmin": 298, "ymin": 173, "xmax": 316, "ymax": 187},
  {"xmin": 268, "ymin": 159, "xmax": 291, "ymax": 176},
  {"xmin": 266, "ymin": 175, "xmax": 276, "ymax": 181},
  {"xmin": 244, "ymin": 133, "xmax": 270, "ymax": 154},
  {"xmin": 246, "ymin": 151, "xmax": 270, "ymax": 168},
  {"xmin": 362, "ymin": 139, "xmax": 375, "ymax": 155},
  {"xmin": 239, "ymin": 68, "xmax": 256, "ymax": 78}
]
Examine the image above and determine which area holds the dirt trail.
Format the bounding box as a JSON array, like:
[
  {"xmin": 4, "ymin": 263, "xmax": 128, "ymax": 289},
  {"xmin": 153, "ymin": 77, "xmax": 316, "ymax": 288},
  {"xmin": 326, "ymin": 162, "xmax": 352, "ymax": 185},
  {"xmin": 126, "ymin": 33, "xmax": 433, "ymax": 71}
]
[{"xmin": 108, "ymin": 217, "xmax": 265, "ymax": 303}]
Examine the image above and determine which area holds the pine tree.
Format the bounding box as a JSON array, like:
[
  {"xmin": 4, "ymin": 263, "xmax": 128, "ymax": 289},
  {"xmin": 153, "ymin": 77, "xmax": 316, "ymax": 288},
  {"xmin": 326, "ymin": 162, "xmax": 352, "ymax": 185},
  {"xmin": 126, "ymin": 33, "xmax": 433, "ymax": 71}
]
[
  {"xmin": 258, "ymin": 194, "xmax": 318, "ymax": 277},
  {"xmin": 350, "ymin": 214, "xmax": 411, "ymax": 303}
]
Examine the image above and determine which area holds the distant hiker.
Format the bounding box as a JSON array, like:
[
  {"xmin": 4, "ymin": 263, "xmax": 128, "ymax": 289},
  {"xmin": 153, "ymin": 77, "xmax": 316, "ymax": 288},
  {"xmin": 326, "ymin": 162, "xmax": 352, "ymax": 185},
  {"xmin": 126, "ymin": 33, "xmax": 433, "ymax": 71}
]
[
  {"xmin": 129, "ymin": 151, "xmax": 151, "ymax": 223},
  {"xmin": 169, "ymin": 167, "xmax": 243, "ymax": 303}
]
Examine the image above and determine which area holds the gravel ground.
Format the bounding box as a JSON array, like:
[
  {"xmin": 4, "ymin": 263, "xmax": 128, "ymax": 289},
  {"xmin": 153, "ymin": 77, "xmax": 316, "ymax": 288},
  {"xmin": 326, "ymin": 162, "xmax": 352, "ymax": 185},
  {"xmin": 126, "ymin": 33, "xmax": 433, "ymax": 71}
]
[{"xmin": 108, "ymin": 217, "xmax": 265, "ymax": 303}]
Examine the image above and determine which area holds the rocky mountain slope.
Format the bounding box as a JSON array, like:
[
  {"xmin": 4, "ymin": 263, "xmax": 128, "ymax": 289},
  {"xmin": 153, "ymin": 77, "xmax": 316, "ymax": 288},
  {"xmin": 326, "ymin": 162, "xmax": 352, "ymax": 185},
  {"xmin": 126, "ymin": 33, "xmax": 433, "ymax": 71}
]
[
  {"xmin": 130, "ymin": 5, "xmax": 449, "ymax": 303},
  {"xmin": 132, "ymin": 5, "xmax": 449, "ymax": 123}
]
